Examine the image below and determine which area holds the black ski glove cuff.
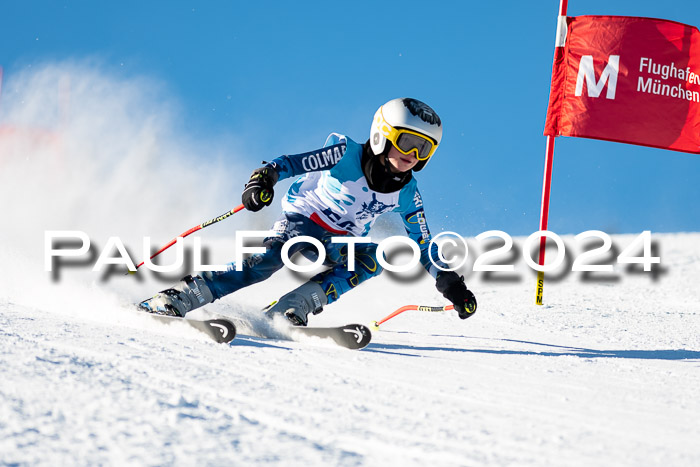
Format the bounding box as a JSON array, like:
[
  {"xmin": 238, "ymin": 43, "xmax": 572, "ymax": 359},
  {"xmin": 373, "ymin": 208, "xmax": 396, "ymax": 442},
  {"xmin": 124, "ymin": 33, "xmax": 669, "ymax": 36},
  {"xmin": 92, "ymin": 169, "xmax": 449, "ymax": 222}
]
[
  {"xmin": 242, "ymin": 166, "xmax": 279, "ymax": 212},
  {"xmin": 436, "ymin": 272, "xmax": 477, "ymax": 319}
]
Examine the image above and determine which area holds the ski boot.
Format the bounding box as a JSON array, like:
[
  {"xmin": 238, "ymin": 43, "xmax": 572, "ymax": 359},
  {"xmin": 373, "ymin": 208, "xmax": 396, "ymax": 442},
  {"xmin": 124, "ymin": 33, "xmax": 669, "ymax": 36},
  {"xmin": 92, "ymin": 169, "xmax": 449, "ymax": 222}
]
[
  {"xmin": 263, "ymin": 281, "xmax": 327, "ymax": 326},
  {"xmin": 137, "ymin": 274, "xmax": 214, "ymax": 317}
]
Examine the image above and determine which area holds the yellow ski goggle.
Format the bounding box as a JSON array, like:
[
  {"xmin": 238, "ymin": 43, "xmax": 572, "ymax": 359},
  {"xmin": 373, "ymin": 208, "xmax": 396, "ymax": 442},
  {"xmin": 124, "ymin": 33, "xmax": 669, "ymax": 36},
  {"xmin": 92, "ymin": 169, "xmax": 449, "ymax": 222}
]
[{"xmin": 376, "ymin": 113, "xmax": 438, "ymax": 161}]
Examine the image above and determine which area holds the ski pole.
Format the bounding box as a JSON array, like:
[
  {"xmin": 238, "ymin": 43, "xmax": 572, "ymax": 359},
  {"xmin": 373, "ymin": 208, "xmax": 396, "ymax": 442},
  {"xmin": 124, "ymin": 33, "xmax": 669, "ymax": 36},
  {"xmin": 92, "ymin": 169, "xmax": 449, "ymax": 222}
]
[
  {"xmin": 371, "ymin": 304, "xmax": 454, "ymax": 330},
  {"xmin": 130, "ymin": 203, "xmax": 246, "ymax": 273}
]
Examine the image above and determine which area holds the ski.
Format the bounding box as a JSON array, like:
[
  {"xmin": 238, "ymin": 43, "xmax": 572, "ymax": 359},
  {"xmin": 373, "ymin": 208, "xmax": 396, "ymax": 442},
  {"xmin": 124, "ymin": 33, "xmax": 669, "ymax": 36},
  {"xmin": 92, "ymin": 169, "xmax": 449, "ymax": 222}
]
[
  {"xmin": 228, "ymin": 315, "xmax": 371, "ymax": 350},
  {"xmin": 287, "ymin": 324, "xmax": 372, "ymax": 350},
  {"xmin": 144, "ymin": 313, "xmax": 237, "ymax": 344}
]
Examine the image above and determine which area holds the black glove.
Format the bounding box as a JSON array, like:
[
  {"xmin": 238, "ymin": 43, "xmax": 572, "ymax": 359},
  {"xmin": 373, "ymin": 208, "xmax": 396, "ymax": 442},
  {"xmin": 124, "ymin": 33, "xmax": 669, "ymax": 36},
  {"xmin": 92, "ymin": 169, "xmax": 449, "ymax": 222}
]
[
  {"xmin": 242, "ymin": 166, "xmax": 279, "ymax": 212},
  {"xmin": 436, "ymin": 272, "xmax": 477, "ymax": 319}
]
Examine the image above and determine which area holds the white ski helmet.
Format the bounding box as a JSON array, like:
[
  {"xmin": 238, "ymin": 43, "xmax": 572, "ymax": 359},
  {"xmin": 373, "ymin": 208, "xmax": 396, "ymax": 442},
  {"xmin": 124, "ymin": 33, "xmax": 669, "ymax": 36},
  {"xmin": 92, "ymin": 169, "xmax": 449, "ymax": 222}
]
[{"xmin": 369, "ymin": 97, "xmax": 442, "ymax": 171}]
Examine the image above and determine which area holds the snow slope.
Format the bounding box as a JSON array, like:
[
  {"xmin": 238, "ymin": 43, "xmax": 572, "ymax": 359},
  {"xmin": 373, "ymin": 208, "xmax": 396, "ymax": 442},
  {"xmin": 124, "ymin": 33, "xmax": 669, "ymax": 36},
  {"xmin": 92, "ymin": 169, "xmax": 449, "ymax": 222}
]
[
  {"xmin": 1, "ymin": 232, "xmax": 699, "ymax": 467},
  {"xmin": 1, "ymin": 65, "xmax": 699, "ymax": 466}
]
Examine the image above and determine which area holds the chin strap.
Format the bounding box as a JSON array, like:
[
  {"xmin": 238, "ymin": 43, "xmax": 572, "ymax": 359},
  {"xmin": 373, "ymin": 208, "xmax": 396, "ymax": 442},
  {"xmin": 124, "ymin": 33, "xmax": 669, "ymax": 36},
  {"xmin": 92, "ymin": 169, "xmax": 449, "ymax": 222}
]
[
  {"xmin": 362, "ymin": 143, "xmax": 412, "ymax": 193},
  {"xmin": 379, "ymin": 154, "xmax": 410, "ymax": 179}
]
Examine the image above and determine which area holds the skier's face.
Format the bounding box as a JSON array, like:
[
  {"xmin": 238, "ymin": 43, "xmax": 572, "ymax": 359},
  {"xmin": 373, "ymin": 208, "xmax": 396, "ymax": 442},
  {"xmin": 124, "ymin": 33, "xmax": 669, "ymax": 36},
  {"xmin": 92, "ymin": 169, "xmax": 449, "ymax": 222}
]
[{"xmin": 385, "ymin": 144, "xmax": 419, "ymax": 173}]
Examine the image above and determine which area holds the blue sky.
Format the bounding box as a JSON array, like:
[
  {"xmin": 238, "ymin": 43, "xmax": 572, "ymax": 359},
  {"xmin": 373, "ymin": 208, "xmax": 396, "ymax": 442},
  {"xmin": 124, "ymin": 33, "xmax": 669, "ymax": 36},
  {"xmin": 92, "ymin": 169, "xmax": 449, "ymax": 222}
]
[{"xmin": 1, "ymin": 0, "xmax": 699, "ymax": 236}]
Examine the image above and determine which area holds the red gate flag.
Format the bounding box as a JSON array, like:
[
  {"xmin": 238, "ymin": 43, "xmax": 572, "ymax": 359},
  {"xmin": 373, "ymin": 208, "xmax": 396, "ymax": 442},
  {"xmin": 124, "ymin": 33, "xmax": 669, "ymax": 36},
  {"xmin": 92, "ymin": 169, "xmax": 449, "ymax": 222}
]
[{"xmin": 544, "ymin": 16, "xmax": 700, "ymax": 154}]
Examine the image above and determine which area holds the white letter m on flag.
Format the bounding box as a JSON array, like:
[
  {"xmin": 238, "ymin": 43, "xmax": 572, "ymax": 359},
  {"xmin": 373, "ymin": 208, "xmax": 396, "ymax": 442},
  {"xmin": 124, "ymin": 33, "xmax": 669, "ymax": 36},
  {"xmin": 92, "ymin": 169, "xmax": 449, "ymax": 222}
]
[{"xmin": 575, "ymin": 55, "xmax": 620, "ymax": 99}]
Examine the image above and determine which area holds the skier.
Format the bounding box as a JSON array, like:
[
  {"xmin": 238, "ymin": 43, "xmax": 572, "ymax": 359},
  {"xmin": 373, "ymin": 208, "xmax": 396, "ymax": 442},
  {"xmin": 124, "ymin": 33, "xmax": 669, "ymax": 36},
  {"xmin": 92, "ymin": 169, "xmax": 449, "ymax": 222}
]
[{"xmin": 138, "ymin": 98, "xmax": 477, "ymax": 326}]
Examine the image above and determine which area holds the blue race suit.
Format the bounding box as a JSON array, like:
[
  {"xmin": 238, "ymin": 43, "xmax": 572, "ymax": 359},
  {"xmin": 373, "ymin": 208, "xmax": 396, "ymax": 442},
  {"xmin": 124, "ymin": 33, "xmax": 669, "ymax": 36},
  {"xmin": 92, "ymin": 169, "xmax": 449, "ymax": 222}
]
[{"xmin": 200, "ymin": 133, "xmax": 445, "ymax": 305}]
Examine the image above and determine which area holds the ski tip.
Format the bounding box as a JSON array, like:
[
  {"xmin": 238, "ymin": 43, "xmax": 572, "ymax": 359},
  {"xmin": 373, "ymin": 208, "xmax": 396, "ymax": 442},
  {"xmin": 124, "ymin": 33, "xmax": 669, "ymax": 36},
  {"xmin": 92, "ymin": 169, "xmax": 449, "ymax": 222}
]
[
  {"xmin": 208, "ymin": 319, "xmax": 237, "ymax": 344},
  {"xmin": 341, "ymin": 324, "xmax": 372, "ymax": 350}
]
